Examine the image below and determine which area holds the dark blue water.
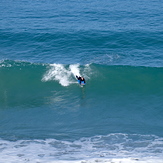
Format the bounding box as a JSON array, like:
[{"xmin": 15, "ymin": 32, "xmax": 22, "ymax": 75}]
[{"xmin": 0, "ymin": 0, "xmax": 163, "ymax": 162}]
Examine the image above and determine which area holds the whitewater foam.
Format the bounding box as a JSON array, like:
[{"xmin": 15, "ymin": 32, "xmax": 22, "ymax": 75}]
[
  {"xmin": 69, "ymin": 64, "xmax": 81, "ymax": 77},
  {"xmin": 42, "ymin": 64, "xmax": 90, "ymax": 86},
  {"xmin": 42, "ymin": 64, "xmax": 71, "ymax": 86},
  {"xmin": 0, "ymin": 134, "xmax": 163, "ymax": 163}
]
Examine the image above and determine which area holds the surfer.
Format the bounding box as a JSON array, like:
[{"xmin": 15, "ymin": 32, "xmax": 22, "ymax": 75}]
[{"xmin": 76, "ymin": 75, "xmax": 86, "ymax": 85}]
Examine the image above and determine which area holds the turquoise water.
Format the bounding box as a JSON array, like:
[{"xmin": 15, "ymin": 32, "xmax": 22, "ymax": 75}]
[{"xmin": 0, "ymin": 0, "xmax": 163, "ymax": 162}]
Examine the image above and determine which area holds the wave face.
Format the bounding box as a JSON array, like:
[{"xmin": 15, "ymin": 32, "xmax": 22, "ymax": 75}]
[
  {"xmin": 1, "ymin": 60, "xmax": 163, "ymax": 107},
  {"xmin": 0, "ymin": 60, "xmax": 163, "ymax": 140}
]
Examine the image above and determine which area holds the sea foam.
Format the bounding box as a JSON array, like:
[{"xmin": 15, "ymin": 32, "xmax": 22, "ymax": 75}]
[
  {"xmin": 42, "ymin": 63, "xmax": 90, "ymax": 86},
  {"xmin": 0, "ymin": 134, "xmax": 163, "ymax": 163}
]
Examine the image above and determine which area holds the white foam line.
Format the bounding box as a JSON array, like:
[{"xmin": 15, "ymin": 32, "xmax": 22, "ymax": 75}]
[
  {"xmin": 38, "ymin": 158, "xmax": 163, "ymax": 163},
  {"xmin": 0, "ymin": 135, "xmax": 163, "ymax": 163}
]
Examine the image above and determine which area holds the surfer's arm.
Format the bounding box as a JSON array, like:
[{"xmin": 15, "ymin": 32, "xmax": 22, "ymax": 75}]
[{"xmin": 76, "ymin": 75, "xmax": 79, "ymax": 79}]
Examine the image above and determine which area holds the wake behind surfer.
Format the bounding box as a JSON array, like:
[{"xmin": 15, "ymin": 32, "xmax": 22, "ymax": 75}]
[{"xmin": 76, "ymin": 75, "xmax": 86, "ymax": 85}]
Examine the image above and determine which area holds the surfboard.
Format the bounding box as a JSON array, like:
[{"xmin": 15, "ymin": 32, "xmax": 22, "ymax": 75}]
[{"xmin": 78, "ymin": 80, "xmax": 86, "ymax": 85}]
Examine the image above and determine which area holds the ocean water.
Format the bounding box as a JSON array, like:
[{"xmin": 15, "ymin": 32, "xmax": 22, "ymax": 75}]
[{"xmin": 0, "ymin": 0, "xmax": 163, "ymax": 162}]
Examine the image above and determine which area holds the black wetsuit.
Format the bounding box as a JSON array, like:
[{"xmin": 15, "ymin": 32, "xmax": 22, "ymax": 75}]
[{"xmin": 76, "ymin": 76, "xmax": 86, "ymax": 84}]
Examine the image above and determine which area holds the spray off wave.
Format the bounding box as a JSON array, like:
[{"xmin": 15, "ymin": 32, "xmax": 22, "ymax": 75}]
[{"xmin": 42, "ymin": 63, "xmax": 90, "ymax": 86}]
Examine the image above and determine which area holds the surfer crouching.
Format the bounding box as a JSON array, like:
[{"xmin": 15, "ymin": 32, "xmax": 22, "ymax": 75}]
[{"xmin": 76, "ymin": 76, "xmax": 86, "ymax": 85}]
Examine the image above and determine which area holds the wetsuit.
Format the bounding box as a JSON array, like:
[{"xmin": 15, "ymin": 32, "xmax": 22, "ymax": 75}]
[{"xmin": 76, "ymin": 76, "xmax": 86, "ymax": 84}]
